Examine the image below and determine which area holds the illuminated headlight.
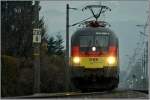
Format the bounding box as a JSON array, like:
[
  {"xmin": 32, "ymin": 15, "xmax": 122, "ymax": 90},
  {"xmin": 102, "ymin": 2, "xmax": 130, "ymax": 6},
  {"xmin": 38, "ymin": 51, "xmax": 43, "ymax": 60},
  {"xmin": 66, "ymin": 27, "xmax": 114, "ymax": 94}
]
[
  {"xmin": 73, "ymin": 57, "xmax": 80, "ymax": 64},
  {"xmin": 107, "ymin": 56, "xmax": 116, "ymax": 65},
  {"xmin": 92, "ymin": 46, "xmax": 96, "ymax": 51}
]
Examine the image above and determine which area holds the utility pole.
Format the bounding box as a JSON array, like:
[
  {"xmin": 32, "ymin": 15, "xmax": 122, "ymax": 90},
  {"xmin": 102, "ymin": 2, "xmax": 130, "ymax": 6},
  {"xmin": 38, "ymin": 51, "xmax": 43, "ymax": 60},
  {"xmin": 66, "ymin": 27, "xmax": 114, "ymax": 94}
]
[
  {"xmin": 33, "ymin": 1, "xmax": 41, "ymax": 93},
  {"xmin": 65, "ymin": 4, "xmax": 78, "ymax": 92},
  {"xmin": 143, "ymin": 47, "xmax": 145, "ymax": 80},
  {"xmin": 146, "ymin": 41, "xmax": 148, "ymax": 78},
  {"xmin": 146, "ymin": 41, "xmax": 148, "ymax": 89},
  {"xmin": 65, "ymin": 4, "xmax": 70, "ymax": 92}
]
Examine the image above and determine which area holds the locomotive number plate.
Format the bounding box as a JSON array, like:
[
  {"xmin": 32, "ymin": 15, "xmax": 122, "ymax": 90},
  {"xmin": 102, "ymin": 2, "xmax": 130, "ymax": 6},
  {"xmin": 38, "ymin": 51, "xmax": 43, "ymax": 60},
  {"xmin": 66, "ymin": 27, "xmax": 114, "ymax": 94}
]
[{"xmin": 89, "ymin": 58, "xmax": 102, "ymax": 63}]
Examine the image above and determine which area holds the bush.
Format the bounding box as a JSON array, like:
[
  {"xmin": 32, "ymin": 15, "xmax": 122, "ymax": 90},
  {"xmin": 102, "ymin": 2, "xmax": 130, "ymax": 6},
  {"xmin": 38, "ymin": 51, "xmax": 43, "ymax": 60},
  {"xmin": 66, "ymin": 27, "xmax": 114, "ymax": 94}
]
[
  {"xmin": 1, "ymin": 53, "xmax": 66, "ymax": 96},
  {"xmin": 1, "ymin": 55, "xmax": 20, "ymax": 97},
  {"xmin": 40, "ymin": 54, "xmax": 66, "ymax": 93},
  {"xmin": 1, "ymin": 55, "xmax": 34, "ymax": 97},
  {"xmin": 17, "ymin": 58, "xmax": 34, "ymax": 96}
]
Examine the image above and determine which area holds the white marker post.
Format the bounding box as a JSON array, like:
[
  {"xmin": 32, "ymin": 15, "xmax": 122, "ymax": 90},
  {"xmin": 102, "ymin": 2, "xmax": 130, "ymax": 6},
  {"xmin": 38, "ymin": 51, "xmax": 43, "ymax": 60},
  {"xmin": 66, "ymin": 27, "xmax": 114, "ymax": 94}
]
[{"xmin": 33, "ymin": 28, "xmax": 41, "ymax": 93}]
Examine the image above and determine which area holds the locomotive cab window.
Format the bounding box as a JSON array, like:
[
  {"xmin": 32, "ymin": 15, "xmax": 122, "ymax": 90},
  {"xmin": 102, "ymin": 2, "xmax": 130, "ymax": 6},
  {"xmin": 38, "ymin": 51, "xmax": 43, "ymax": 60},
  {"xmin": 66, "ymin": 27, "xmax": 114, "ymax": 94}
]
[
  {"xmin": 80, "ymin": 35, "xmax": 93, "ymax": 47},
  {"xmin": 95, "ymin": 35, "xmax": 109, "ymax": 48},
  {"xmin": 79, "ymin": 34, "xmax": 109, "ymax": 51}
]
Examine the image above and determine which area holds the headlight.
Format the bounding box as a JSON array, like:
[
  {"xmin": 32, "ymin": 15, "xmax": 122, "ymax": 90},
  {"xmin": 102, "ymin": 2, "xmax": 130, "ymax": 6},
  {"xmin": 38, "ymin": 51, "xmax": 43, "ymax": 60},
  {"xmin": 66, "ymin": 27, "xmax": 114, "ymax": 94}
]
[
  {"xmin": 107, "ymin": 56, "xmax": 116, "ymax": 65},
  {"xmin": 92, "ymin": 46, "xmax": 96, "ymax": 51},
  {"xmin": 73, "ymin": 57, "xmax": 80, "ymax": 64}
]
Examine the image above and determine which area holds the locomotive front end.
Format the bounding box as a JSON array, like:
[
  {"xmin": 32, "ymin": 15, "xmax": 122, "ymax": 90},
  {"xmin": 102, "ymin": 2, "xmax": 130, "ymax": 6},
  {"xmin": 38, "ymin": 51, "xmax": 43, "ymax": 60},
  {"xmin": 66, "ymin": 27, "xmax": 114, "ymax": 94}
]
[{"xmin": 70, "ymin": 27, "xmax": 119, "ymax": 90}]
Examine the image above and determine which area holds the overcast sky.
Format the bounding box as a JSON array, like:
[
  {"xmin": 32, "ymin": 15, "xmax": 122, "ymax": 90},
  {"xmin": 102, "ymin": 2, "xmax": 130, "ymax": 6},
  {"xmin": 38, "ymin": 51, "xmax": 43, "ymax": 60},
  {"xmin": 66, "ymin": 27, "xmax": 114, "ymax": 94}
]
[{"xmin": 39, "ymin": 1, "xmax": 149, "ymax": 71}]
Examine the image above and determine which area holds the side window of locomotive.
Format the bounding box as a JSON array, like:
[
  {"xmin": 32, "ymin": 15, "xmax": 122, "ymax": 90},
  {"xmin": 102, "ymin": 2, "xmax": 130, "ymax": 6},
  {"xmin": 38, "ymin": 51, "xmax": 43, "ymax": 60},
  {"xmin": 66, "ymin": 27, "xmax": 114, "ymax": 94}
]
[
  {"xmin": 80, "ymin": 35, "xmax": 93, "ymax": 47},
  {"xmin": 95, "ymin": 35, "xmax": 109, "ymax": 48}
]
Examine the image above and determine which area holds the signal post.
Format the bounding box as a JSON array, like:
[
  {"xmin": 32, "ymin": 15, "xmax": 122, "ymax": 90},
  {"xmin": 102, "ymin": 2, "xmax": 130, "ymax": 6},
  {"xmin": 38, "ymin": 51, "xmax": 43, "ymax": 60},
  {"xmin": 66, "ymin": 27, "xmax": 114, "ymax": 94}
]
[{"xmin": 33, "ymin": 28, "xmax": 41, "ymax": 93}]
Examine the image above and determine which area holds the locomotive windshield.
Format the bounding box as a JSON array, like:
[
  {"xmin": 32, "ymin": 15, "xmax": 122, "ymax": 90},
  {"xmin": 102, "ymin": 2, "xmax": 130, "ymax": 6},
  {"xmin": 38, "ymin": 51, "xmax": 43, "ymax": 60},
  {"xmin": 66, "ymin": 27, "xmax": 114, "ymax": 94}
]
[
  {"xmin": 80, "ymin": 35, "xmax": 109, "ymax": 48},
  {"xmin": 95, "ymin": 35, "xmax": 109, "ymax": 48},
  {"xmin": 80, "ymin": 35, "xmax": 93, "ymax": 47}
]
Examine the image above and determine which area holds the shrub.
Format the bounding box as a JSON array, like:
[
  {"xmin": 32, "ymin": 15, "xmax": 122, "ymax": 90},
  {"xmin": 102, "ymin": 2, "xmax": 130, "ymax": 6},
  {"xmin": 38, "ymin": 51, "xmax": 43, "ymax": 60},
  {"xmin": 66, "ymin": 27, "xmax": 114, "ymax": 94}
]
[{"xmin": 1, "ymin": 55, "xmax": 20, "ymax": 97}]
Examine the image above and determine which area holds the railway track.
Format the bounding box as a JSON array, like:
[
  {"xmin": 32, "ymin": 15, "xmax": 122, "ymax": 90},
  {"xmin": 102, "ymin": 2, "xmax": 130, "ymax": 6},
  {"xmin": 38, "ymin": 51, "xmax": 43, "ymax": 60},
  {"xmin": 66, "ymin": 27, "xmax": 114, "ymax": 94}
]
[{"xmin": 4, "ymin": 89, "xmax": 148, "ymax": 99}]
